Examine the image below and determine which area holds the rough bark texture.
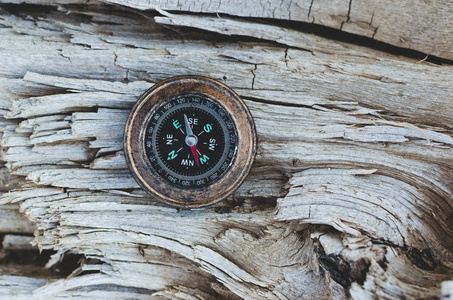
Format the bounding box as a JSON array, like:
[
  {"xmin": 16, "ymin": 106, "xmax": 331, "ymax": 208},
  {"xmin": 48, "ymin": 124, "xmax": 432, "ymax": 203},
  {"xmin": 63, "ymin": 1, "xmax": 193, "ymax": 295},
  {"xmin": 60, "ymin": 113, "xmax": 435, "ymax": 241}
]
[{"xmin": 0, "ymin": 0, "xmax": 453, "ymax": 299}]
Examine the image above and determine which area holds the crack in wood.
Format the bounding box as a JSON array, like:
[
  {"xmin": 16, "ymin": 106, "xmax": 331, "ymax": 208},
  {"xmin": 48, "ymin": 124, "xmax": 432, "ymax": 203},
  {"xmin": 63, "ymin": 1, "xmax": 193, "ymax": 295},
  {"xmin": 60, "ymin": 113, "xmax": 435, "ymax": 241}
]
[
  {"xmin": 1, "ymin": 1, "xmax": 453, "ymax": 298},
  {"xmin": 307, "ymin": 0, "xmax": 314, "ymax": 21},
  {"xmin": 250, "ymin": 64, "xmax": 257, "ymax": 90}
]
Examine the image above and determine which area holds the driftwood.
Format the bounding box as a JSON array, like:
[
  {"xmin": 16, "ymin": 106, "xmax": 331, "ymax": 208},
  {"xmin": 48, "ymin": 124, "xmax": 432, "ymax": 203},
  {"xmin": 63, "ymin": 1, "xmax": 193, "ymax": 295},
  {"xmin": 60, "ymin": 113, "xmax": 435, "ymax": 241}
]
[{"xmin": 1, "ymin": 0, "xmax": 453, "ymax": 299}]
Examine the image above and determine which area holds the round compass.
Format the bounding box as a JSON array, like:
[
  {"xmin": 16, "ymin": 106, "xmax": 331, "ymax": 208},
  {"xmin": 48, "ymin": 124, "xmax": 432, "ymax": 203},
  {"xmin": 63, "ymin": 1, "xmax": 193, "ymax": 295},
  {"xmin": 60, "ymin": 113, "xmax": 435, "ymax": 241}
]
[{"xmin": 124, "ymin": 76, "xmax": 257, "ymax": 208}]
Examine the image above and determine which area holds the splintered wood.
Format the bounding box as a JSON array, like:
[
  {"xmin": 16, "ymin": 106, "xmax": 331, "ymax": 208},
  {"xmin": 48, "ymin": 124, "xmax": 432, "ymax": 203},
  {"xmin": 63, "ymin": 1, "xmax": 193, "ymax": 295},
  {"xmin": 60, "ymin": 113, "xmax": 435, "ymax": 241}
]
[{"xmin": 0, "ymin": 0, "xmax": 452, "ymax": 299}]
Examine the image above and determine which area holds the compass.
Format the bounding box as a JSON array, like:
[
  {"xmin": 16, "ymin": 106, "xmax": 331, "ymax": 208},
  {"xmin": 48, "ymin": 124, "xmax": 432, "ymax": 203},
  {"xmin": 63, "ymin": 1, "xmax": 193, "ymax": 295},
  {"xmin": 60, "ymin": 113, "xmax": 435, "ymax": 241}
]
[{"xmin": 124, "ymin": 76, "xmax": 257, "ymax": 208}]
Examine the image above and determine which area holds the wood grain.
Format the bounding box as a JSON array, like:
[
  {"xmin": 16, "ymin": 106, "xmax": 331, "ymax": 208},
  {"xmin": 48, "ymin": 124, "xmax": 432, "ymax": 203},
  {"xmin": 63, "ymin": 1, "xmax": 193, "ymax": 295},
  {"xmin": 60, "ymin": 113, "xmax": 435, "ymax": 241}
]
[
  {"xmin": 108, "ymin": 0, "xmax": 453, "ymax": 61},
  {"xmin": 1, "ymin": 0, "xmax": 451, "ymax": 60},
  {"xmin": 0, "ymin": 1, "xmax": 452, "ymax": 299}
]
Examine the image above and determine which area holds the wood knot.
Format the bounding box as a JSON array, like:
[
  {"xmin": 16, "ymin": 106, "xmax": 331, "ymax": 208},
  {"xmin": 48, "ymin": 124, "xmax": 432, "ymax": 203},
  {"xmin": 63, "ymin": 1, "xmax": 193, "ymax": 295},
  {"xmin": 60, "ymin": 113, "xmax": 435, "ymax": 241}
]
[
  {"xmin": 406, "ymin": 248, "xmax": 437, "ymax": 271},
  {"xmin": 314, "ymin": 244, "xmax": 370, "ymax": 289}
]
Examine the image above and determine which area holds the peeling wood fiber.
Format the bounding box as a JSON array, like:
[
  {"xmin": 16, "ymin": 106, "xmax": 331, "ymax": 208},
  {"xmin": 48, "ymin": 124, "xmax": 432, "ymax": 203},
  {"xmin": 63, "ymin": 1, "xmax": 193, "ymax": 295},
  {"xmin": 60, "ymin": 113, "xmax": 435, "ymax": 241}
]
[
  {"xmin": 0, "ymin": 1, "xmax": 453, "ymax": 299},
  {"xmin": 1, "ymin": 0, "xmax": 452, "ymax": 60}
]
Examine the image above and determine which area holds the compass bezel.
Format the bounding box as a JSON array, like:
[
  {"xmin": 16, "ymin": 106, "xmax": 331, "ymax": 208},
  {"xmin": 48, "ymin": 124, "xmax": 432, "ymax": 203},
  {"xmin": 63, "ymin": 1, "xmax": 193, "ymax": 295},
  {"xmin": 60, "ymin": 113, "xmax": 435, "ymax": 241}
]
[{"xmin": 124, "ymin": 76, "xmax": 257, "ymax": 208}]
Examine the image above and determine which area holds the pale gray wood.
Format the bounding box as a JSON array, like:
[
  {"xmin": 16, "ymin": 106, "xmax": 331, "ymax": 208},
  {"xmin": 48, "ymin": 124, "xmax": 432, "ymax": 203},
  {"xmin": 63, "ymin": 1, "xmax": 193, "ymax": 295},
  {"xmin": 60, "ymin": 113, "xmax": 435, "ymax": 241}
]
[
  {"xmin": 0, "ymin": 2, "xmax": 452, "ymax": 299},
  {"xmin": 3, "ymin": 235, "xmax": 36, "ymax": 251},
  {"xmin": 0, "ymin": 276, "xmax": 47, "ymax": 300},
  {"xmin": 0, "ymin": 205, "xmax": 36, "ymax": 234},
  {"xmin": 104, "ymin": 0, "xmax": 453, "ymax": 60},
  {"xmin": 1, "ymin": 0, "xmax": 452, "ymax": 60},
  {"xmin": 442, "ymin": 281, "xmax": 453, "ymax": 300}
]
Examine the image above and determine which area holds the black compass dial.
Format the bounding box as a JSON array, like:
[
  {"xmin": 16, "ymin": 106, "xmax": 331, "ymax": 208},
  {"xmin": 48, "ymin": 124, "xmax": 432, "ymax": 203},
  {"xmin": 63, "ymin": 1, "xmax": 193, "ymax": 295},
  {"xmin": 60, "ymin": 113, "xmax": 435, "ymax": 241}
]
[{"xmin": 145, "ymin": 94, "xmax": 237, "ymax": 188}]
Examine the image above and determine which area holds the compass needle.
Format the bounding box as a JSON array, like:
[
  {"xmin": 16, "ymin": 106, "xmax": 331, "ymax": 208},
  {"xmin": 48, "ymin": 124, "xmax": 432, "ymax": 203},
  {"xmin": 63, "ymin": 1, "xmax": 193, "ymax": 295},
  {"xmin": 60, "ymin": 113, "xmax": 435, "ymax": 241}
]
[
  {"xmin": 184, "ymin": 114, "xmax": 200, "ymax": 167},
  {"xmin": 190, "ymin": 146, "xmax": 200, "ymax": 167},
  {"xmin": 183, "ymin": 114, "xmax": 194, "ymax": 136}
]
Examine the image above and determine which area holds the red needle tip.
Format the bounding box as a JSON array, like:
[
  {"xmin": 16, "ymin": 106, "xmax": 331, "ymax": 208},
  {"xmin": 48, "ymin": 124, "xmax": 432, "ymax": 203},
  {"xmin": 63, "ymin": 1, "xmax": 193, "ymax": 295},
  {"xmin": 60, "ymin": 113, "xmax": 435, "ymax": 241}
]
[{"xmin": 190, "ymin": 145, "xmax": 200, "ymax": 167}]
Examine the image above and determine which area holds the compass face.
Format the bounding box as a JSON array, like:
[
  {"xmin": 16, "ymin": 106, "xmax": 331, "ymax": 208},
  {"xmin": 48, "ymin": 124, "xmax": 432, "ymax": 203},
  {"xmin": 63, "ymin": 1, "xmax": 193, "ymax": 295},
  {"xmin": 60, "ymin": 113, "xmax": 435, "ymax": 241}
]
[
  {"xmin": 124, "ymin": 76, "xmax": 256, "ymax": 208},
  {"xmin": 145, "ymin": 94, "xmax": 237, "ymax": 188}
]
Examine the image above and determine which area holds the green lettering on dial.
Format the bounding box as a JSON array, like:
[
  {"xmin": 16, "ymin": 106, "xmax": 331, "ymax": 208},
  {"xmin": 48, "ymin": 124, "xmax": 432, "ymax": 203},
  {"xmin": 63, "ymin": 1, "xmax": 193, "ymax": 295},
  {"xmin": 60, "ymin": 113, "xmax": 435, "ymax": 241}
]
[
  {"xmin": 199, "ymin": 154, "xmax": 210, "ymax": 165},
  {"xmin": 203, "ymin": 124, "xmax": 212, "ymax": 133},
  {"xmin": 173, "ymin": 119, "xmax": 181, "ymax": 129},
  {"xmin": 167, "ymin": 150, "xmax": 178, "ymax": 160}
]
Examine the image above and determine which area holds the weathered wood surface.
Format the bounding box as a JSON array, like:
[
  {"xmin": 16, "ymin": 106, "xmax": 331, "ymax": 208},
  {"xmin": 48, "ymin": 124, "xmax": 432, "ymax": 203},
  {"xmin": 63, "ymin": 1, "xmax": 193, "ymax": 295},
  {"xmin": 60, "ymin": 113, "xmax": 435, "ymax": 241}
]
[
  {"xmin": 1, "ymin": 0, "xmax": 453, "ymax": 299},
  {"xmin": 112, "ymin": 0, "xmax": 453, "ymax": 61},
  {"xmin": 2, "ymin": 0, "xmax": 453, "ymax": 61}
]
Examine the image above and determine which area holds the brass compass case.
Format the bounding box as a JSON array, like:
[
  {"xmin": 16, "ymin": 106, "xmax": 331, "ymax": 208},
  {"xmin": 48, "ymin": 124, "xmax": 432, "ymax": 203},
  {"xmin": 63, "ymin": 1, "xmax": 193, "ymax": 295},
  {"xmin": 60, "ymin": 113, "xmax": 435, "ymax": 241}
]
[{"xmin": 123, "ymin": 76, "xmax": 257, "ymax": 208}]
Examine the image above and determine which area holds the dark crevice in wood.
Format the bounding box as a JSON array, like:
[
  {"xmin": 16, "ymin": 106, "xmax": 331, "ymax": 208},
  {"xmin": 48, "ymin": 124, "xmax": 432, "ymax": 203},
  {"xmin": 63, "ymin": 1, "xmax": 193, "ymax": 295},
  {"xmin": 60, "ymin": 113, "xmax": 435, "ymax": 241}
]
[
  {"xmin": 216, "ymin": 196, "xmax": 278, "ymax": 214},
  {"xmin": 309, "ymin": 226, "xmax": 443, "ymax": 296},
  {"xmin": 91, "ymin": 149, "xmax": 122, "ymax": 160},
  {"xmin": 0, "ymin": 240, "xmax": 83, "ymax": 278},
  {"xmin": 313, "ymin": 240, "xmax": 371, "ymax": 290},
  {"xmin": 15, "ymin": 87, "xmax": 73, "ymax": 99},
  {"xmin": 0, "ymin": 3, "xmax": 58, "ymax": 15},
  {"xmin": 372, "ymin": 238, "xmax": 440, "ymax": 272},
  {"xmin": 0, "ymin": 2, "xmax": 256, "ymax": 48},
  {"xmin": 405, "ymin": 247, "xmax": 437, "ymax": 271},
  {"xmin": 6, "ymin": 1, "xmax": 453, "ymax": 68},
  {"xmin": 3, "ymin": 1, "xmax": 453, "ymax": 68},
  {"xmin": 259, "ymin": 18, "xmax": 453, "ymax": 66},
  {"xmin": 250, "ymin": 64, "xmax": 257, "ymax": 89},
  {"xmin": 242, "ymin": 95, "xmax": 325, "ymax": 111},
  {"xmin": 154, "ymin": 9, "xmax": 453, "ymax": 66}
]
